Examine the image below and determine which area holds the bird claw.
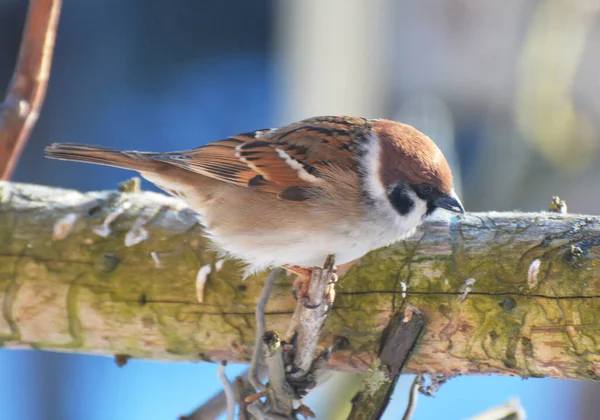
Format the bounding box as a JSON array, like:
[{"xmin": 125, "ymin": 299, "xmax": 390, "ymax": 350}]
[{"xmin": 286, "ymin": 264, "xmax": 338, "ymax": 308}]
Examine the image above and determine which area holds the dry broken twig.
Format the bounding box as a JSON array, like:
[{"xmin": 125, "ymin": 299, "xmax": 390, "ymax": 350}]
[
  {"xmin": 217, "ymin": 361, "xmax": 236, "ymax": 420},
  {"xmin": 182, "ymin": 366, "xmax": 268, "ymax": 420},
  {"xmin": 249, "ymin": 267, "xmax": 285, "ymax": 392},
  {"xmin": 347, "ymin": 306, "xmax": 425, "ymax": 420},
  {"xmin": 468, "ymin": 399, "xmax": 526, "ymax": 420},
  {"xmin": 0, "ymin": 0, "xmax": 61, "ymax": 179},
  {"xmin": 402, "ymin": 374, "xmax": 424, "ymax": 420},
  {"xmin": 242, "ymin": 258, "xmax": 338, "ymax": 419},
  {"xmin": 292, "ymin": 255, "xmax": 336, "ymax": 376},
  {"xmin": 261, "ymin": 331, "xmax": 294, "ymax": 417}
]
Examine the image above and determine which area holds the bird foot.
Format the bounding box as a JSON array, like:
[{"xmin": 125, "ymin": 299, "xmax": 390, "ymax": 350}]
[
  {"xmin": 284, "ymin": 265, "xmax": 313, "ymax": 304},
  {"xmin": 284, "ymin": 265, "xmax": 338, "ymax": 307}
]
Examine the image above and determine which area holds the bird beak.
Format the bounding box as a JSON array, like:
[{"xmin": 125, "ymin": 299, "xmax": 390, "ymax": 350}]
[{"xmin": 434, "ymin": 191, "xmax": 465, "ymax": 214}]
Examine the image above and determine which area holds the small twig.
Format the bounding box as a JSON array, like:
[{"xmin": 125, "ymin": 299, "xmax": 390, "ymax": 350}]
[
  {"xmin": 468, "ymin": 399, "xmax": 526, "ymax": 420},
  {"xmin": 402, "ymin": 374, "xmax": 424, "ymax": 420},
  {"xmin": 263, "ymin": 331, "xmax": 293, "ymax": 416},
  {"xmin": 0, "ymin": 0, "xmax": 62, "ymax": 179},
  {"xmin": 244, "ymin": 390, "xmax": 267, "ymax": 404},
  {"xmin": 284, "ymin": 301, "xmax": 301, "ymax": 341},
  {"xmin": 182, "ymin": 366, "xmax": 268, "ymax": 420},
  {"xmin": 250, "ymin": 267, "xmax": 284, "ymax": 391},
  {"xmin": 248, "ymin": 403, "xmax": 267, "ymax": 420},
  {"xmin": 419, "ymin": 373, "xmax": 449, "ymax": 397},
  {"xmin": 347, "ymin": 306, "xmax": 425, "ymax": 420},
  {"xmin": 292, "ymin": 255, "xmax": 336, "ymax": 375},
  {"xmin": 549, "ymin": 196, "xmax": 568, "ymax": 214},
  {"xmin": 117, "ymin": 177, "xmax": 141, "ymax": 193},
  {"xmin": 216, "ymin": 361, "xmax": 236, "ymax": 420},
  {"xmin": 379, "ymin": 306, "xmax": 424, "ymax": 377},
  {"xmin": 235, "ymin": 375, "xmax": 259, "ymax": 420},
  {"xmin": 246, "ymin": 258, "xmax": 337, "ymax": 418},
  {"xmin": 113, "ymin": 354, "xmax": 130, "ymax": 368},
  {"xmin": 296, "ymin": 404, "xmax": 316, "ymax": 419}
]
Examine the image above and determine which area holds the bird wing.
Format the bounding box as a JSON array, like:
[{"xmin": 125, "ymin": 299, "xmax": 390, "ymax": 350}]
[{"xmin": 149, "ymin": 116, "xmax": 370, "ymax": 201}]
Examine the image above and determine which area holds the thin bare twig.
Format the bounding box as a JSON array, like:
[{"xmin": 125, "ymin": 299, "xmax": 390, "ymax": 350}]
[
  {"xmin": 250, "ymin": 267, "xmax": 284, "ymax": 392},
  {"xmin": 347, "ymin": 306, "xmax": 425, "ymax": 420},
  {"xmin": 419, "ymin": 374, "xmax": 450, "ymax": 397},
  {"xmin": 292, "ymin": 255, "xmax": 336, "ymax": 375},
  {"xmin": 263, "ymin": 331, "xmax": 293, "ymax": 416},
  {"xmin": 216, "ymin": 361, "xmax": 236, "ymax": 420},
  {"xmin": 183, "ymin": 266, "xmax": 284, "ymax": 420},
  {"xmin": 234, "ymin": 375, "xmax": 259, "ymax": 420},
  {"xmin": 284, "ymin": 301, "xmax": 301, "ymax": 341},
  {"xmin": 181, "ymin": 364, "xmax": 269, "ymax": 420},
  {"xmin": 402, "ymin": 374, "xmax": 424, "ymax": 420},
  {"xmin": 247, "ymin": 403, "xmax": 267, "ymax": 420},
  {"xmin": 468, "ymin": 399, "xmax": 526, "ymax": 420},
  {"xmin": 0, "ymin": 0, "xmax": 61, "ymax": 179}
]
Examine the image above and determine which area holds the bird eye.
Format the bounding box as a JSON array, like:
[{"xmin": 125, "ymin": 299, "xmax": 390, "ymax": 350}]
[{"xmin": 419, "ymin": 184, "xmax": 433, "ymax": 196}]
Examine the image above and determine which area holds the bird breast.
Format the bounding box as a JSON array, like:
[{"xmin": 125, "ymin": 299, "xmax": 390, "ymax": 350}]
[{"xmin": 142, "ymin": 164, "xmax": 428, "ymax": 276}]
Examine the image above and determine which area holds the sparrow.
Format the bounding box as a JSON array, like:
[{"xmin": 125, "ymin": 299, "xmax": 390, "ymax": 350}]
[{"xmin": 45, "ymin": 116, "xmax": 464, "ymax": 291}]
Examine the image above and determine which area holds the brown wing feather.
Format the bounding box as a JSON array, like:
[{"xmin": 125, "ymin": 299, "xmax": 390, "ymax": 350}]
[{"xmin": 150, "ymin": 116, "xmax": 371, "ymax": 199}]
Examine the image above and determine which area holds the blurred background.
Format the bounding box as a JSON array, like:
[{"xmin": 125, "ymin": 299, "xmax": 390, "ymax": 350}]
[{"xmin": 1, "ymin": 0, "xmax": 599, "ymax": 418}]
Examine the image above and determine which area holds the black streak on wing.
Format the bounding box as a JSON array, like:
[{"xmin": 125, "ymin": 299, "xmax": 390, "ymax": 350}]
[
  {"xmin": 278, "ymin": 186, "xmax": 313, "ymax": 201},
  {"xmin": 248, "ymin": 175, "xmax": 267, "ymax": 187},
  {"xmin": 239, "ymin": 141, "xmax": 271, "ymax": 150}
]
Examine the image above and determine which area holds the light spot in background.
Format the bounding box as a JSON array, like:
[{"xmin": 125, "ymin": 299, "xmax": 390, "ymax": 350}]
[{"xmin": 515, "ymin": 0, "xmax": 598, "ymax": 171}]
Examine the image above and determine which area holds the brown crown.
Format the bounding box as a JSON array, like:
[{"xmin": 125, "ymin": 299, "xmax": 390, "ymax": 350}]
[{"xmin": 373, "ymin": 120, "xmax": 454, "ymax": 193}]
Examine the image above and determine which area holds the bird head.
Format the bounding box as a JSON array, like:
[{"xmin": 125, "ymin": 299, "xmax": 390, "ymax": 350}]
[{"xmin": 369, "ymin": 119, "xmax": 464, "ymax": 218}]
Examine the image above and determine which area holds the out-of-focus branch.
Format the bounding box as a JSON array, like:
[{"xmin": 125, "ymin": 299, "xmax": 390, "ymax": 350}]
[
  {"xmin": 2, "ymin": 181, "xmax": 600, "ymax": 382},
  {"xmin": 249, "ymin": 268, "xmax": 285, "ymax": 392},
  {"xmin": 469, "ymin": 399, "xmax": 526, "ymax": 420},
  {"xmin": 0, "ymin": 0, "xmax": 61, "ymax": 179},
  {"xmin": 347, "ymin": 308, "xmax": 424, "ymax": 420},
  {"xmin": 216, "ymin": 361, "xmax": 235, "ymax": 420},
  {"xmin": 181, "ymin": 366, "xmax": 267, "ymax": 420}
]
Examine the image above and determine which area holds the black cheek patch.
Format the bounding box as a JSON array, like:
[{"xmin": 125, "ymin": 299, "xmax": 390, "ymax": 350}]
[{"xmin": 388, "ymin": 184, "xmax": 414, "ymax": 215}]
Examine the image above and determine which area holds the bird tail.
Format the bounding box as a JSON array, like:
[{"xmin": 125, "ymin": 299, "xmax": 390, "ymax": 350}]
[{"xmin": 45, "ymin": 143, "xmax": 158, "ymax": 172}]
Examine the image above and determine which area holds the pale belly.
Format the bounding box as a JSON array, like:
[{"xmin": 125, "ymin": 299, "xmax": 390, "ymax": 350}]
[{"xmin": 207, "ymin": 216, "xmax": 421, "ymax": 277}]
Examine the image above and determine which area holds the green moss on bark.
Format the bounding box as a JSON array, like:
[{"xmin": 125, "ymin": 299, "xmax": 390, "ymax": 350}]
[{"xmin": 1, "ymin": 182, "xmax": 600, "ymax": 380}]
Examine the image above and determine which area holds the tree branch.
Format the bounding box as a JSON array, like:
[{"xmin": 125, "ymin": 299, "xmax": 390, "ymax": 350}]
[
  {"xmin": 1, "ymin": 181, "xmax": 600, "ymax": 381},
  {"xmin": 0, "ymin": 0, "xmax": 61, "ymax": 180}
]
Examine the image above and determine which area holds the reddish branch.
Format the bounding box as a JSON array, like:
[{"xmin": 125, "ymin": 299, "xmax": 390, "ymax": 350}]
[{"xmin": 0, "ymin": 0, "xmax": 61, "ymax": 179}]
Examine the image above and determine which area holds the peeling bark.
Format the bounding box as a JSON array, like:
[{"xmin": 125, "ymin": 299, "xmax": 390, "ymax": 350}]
[{"xmin": 1, "ymin": 181, "xmax": 599, "ymax": 380}]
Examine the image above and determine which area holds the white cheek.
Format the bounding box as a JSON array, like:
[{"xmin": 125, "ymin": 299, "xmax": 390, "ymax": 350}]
[
  {"xmin": 361, "ymin": 132, "xmax": 388, "ymax": 200},
  {"xmin": 359, "ymin": 131, "xmax": 428, "ymax": 244},
  {"xmin": 380, "ymin": 189, "xmax": 428, "ymax": 236}
]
